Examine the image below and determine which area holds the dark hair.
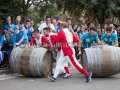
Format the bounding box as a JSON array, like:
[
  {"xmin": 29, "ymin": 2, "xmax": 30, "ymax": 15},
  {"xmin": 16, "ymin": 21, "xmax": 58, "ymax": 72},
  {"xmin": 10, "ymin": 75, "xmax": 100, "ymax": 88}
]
[
  {"xmin": 5, "ymin": 33, "xmax": 10, "ymax": 38},
  {"xmin": 51, "ymin": 18, "xmax": 56, "ymax": 22},
  {"xmin": 90, "ymin": 27, "xmax": 96, "ymax": 31},
  {"xmin": 15, "ymin": 15, "xmax": 21, "ymax": 18},
  {"xmin": 87, "ymin": 22, "xmax": 92, "ymax": 27},
  {"xmin": 85, "ymin": 28, "xmax": 89, "ymax": 31},
  {"xmin": 34, "ymin": 30, "xmax": 40, "ymax": 33},
  {"xmin": 113, "ymin": 24, "xmax": 118, "ymax": 28},
  {"xmin": 19, "ymin": 22, "xmax": 24, "ymax": 25},
  {"xmin": 72, "ymin": 23, "xmax": 78, "ymax": 31},
  {"xmin": 39, "ymin": 20, "xmax": 43, "ymax": 22},
  {"xmin": 43, "ymin": 27, "xmax": 51, "ymax": 32},
  {"xmin": 106, "ymin": 27, "xmax": 112, "ymax": 31},
  {"xmin": 26, "ymin": 20, "xmax": 30, "ymax": 23},
  {"xmin": 66, "ymin": 18, "xmax": 71, "ymax": 21},
  {"xmin": 46, "ymin": 16, "xmax": 51, "ymax": 19}
]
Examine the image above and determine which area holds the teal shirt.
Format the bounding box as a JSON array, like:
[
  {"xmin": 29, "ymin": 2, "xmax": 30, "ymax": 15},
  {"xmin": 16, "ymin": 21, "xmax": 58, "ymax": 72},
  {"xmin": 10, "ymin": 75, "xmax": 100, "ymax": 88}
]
[
  {"xmin": 16, "ymin": 29, "xmax": 28, "ymax": 44},
  {"xmin": 81, "ymin": 32, "xmax": 98, "ymax": 48},
  {"xmin": 101, "ymin": 33, "xmax": 118, "ymax": 46}
]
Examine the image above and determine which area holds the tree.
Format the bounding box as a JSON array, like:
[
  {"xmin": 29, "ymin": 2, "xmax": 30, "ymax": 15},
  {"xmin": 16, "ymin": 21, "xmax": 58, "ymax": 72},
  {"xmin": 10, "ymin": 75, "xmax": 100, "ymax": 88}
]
[
  {"xmin": 0, "ymin": 0, "xmax": 21, "ymax": 25},
  {"xmin": 34, "ymin": 0, "xmax": 59, "ymax": 19},
  {"xmin": 56, "ymin": 0, "xmax": 120, "ymax": 25},
  {"xmin": 14, "ymin": 0, "xmax": 35, "ymax": 22}
]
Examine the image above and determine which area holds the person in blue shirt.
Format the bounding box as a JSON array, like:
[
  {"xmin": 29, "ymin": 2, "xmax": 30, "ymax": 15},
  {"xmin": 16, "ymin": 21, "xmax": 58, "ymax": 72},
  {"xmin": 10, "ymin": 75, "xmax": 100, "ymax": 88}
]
[
  {"xmin": 0, "ymin": 33, "xmax": 16, "ymax": 55},
  {"xmin": 11, "ymin": 15, "xmax": 22, "ymax": 35},
  {"xmin": 101, "ymin": 27, "xmax": 118, "ymax": 46},
  {"xmin": 80, "ymin": 27, "xmax": 101, "ymax": 48},
  {"xmin": 16, "ymin": 22, "xmax": 28, "ymax": 45},
  {"xmin": 3, "ymin": 16, "xmax": 14, "ymax": 34},
  {"xmin": 25, "ymin": 19, "xmax": 34, "ymax": 41},
  {"xmin": 0, "ymin": 33, "xmax": 16, "ymax": 68},
  {"xmin": 51, "ymin": 18, "xmax": 60, "ymax": 33},
  {"xmin": 77, "ymin": 25, "xmax": 85, "ymax": 38}
]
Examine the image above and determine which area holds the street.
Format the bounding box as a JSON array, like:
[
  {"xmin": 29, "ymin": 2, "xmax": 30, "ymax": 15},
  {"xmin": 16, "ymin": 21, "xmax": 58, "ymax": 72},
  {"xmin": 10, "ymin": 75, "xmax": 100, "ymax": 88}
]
[{"xmin": 0, "ymin": 68, "xmax": 120, "ymax": 90}]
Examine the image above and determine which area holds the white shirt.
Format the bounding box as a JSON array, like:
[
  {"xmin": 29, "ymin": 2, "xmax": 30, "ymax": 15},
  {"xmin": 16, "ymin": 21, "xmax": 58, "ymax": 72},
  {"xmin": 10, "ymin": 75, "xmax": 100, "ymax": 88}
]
[
  {"xmin": 112, "ymin": 30, "xmax": 117, "ymax": 35},
  {"xmin": 38, "ymin": 23, "xmax": 55, "ymax": 35},
  {"xmin": 35, "ymin": 35, "xmax": 43, "ymax": 45}
]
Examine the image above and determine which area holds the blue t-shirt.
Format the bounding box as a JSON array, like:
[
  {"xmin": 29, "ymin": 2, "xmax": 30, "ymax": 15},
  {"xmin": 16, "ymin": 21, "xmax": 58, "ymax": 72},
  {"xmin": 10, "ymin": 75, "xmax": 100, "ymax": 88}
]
[
  {"xmin": 81, "ymin": 32, "xmax": 99, "ymax": 48},
  {"xmin": 27, "ymin": 27, "xmax": 33, "ymax": 41},
  {"xmin": 12, "ymin": 24, "xmax": 19, "ymax": 31},
  {"xmin": 0, "ymin": 34, "xmax": 16, "ymax": 47},
  {"xmin": 101, "ymin": 33, "xmax": 118, "ymax": 46},
  {"xmin": 3, "ymin": 24, "xmax": 12, "ymax": 31},
  {"xmin": 77, "ymin": 30, "xmax": 83, "ymax": 35},
  {"xmin": 54, "ymin": 25, "xmax": 61, "ymax": 33},
  {"xmin": 16, "ymin": 29, "xmax": 28, "ymax": 44}
]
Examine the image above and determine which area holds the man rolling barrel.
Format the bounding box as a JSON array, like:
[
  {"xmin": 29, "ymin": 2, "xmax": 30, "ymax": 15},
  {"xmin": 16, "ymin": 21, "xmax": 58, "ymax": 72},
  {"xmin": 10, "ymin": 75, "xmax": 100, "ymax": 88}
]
[
  {"xmin": 43, "ymin": 27, "xmax": 72, "ymax": 78},
  {"xmin": 80, "ymin": 27, "xmax": 101, "ymax": 49},
  {"xmin": 48, "ymin": 22, "xmax": 92, "ymax": 83},
  {"xmin": 101, "ymin": 27, "xmax": 118, "ymax": 46},
  {"xmin": 29, "ymin": 30, "xmax": 50, "ymax": 48},
  {"xmin": 15, "ymin": 22, "xmax": 28, "ymax": 46}
]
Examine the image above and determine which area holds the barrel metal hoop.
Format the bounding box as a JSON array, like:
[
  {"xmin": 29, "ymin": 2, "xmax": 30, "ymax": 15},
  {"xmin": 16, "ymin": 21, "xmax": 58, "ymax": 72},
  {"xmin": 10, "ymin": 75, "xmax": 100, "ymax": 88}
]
[
  {"xmin": 85, "ymin": 48, "xmax": 92, "ymax": 72},
  {"xmin": 39, "ymin": 48, "xmax": 47, "ymax": 76},
  {"xmin": 117, "ymin": 48, "xmax": 120, "ymax": 72},
  {"xmin": 97, "ymin": 48, "xmax": 102, "ymax": 77},
  {"xmin": 35, "ymin": 48, "xmax": 42, "ymax": 76},
  {"xmin": 10, "ymin": 48, "xmax": 16, "ymax": 72},
  {"xmin": 109, "ymin": 46, "xmax": 116, "ymax": 75},
  {"xmin": 94, "ymin": 48, "xmax": 100, "ymax": 76},
  {"xmin": 113, "ymin": 47, "xmax": 119, "ymax": 73},
  {"xmin": 17, "ymin": 47, "xmax": 24, "ymax": 74},
  {"xmin": 30, "ymin": 48, "xmax": 37, "ymax": 76}
]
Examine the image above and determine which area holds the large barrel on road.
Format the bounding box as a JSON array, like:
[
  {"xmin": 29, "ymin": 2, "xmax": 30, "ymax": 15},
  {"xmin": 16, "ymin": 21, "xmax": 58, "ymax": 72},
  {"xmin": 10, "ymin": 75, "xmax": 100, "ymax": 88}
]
[
  {"xmin": 10, "ymin": 45, "xmax": 53, "ymax": 77},
  {"xmin": 81, "ymin": 45, "xmax": 120, "ymax": 77}
]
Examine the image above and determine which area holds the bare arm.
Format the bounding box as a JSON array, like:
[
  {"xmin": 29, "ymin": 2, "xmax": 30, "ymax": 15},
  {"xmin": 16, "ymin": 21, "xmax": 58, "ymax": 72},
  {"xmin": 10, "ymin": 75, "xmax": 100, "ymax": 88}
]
[
  {"xmin": 114, "ymin": 41, "xmax": 119, "ymax": 47},
  {"xmin": 0, "ymin": 46, "xmax": 2, "ymax": 50},
  {"xmin": 97, "ymin": 39, "xmax": 102, "ymax": 45},
  {"xmin": 17, "ymin": 38, "xmax": 24, "ymax": 45}
]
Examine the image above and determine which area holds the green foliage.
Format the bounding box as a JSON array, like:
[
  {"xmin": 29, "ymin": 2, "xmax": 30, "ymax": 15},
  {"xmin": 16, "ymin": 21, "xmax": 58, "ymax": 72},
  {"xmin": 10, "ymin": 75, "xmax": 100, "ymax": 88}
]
[
  {"xmin": 1, "ymin": 0, "xmax": 120, "ymax": 26},
  {"xmin": 0, "ymin": 0, "xmax": 21, "ymax": 25},
  {"xmin": 34, "ymin": 0, "xmax": 59, "ymax": 19},
  {"xmin": 55, "ymin": 0, "xmax": 120, "ymax": 25}
]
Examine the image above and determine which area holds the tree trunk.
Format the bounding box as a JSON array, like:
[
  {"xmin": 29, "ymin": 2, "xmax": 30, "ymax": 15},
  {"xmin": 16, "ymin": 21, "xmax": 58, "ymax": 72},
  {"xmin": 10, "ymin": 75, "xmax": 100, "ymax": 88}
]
[{"xmin": 23, "ymin": 8, "xmax": 28, "ymax": 22}]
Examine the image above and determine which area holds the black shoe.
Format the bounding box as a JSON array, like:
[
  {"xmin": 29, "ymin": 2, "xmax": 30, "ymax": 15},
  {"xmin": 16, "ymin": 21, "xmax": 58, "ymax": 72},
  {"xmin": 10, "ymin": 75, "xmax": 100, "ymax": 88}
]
[
  {"xmin": 59, "ymin": 73, "xmax": 66, "ymax": 76},
  {"xmin": 48, "ymin": 75, "xmax": 56, "ymax": 82},
  {"xmin": 86, "ymin": 73, "xmax": 92, "ymax": 83},
  {"xmin": 51, "ymin": 73, "xmax": 54, "ymax": 76}
]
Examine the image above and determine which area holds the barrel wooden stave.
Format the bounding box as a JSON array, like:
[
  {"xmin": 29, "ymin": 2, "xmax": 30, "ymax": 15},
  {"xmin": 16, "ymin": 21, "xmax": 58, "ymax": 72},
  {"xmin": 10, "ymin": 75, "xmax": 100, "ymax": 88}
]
[
  {"xmin": 10, "ymin": 46, "xmax": 52, "ymax": 77},
  {"xmin": 81, "ymin": 45, "xmax": 120, "ymax": 77}
]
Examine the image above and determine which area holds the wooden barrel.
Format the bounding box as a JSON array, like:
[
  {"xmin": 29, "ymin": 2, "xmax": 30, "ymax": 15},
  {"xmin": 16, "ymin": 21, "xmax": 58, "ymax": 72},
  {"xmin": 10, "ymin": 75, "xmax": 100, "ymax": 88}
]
[
  {"xmin": 10, "ymin": 45, "xmax": 53, "ymax": 77},
  {"xmin": 81, "ymin": 45, "xmax": 120, "ymax": 77}
]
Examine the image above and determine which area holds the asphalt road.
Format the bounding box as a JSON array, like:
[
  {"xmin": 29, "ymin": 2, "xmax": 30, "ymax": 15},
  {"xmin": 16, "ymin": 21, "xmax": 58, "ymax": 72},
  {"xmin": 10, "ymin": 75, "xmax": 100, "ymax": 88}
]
[{"xmin": 0, "ymin": 68, "xmax": 120, "ymax": 90}]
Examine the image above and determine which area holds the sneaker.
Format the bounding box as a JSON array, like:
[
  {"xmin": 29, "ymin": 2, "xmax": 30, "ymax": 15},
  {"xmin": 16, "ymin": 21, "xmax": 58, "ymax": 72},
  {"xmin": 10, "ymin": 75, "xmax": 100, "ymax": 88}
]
[
  {"xmin": 48, "ymin": 75, "xmax": 56, "ymax": 82},
  {"xmin": 86, "ymin": 72, "xmax": 92, "ymax": 83},
  {"xmin": 59, "ymin": 73, "xmax": 66, "ymax": 76},
  {"xmin": 63, "ymin": 74, "xmax": 72, "ymax": 79}
]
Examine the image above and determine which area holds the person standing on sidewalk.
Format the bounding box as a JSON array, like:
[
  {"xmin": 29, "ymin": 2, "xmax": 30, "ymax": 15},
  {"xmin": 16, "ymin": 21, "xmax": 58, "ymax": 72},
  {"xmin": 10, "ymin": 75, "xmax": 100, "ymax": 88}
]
[{"xmin": 48, "ymin": 23, "xmax": 92, "ymax": 82}]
